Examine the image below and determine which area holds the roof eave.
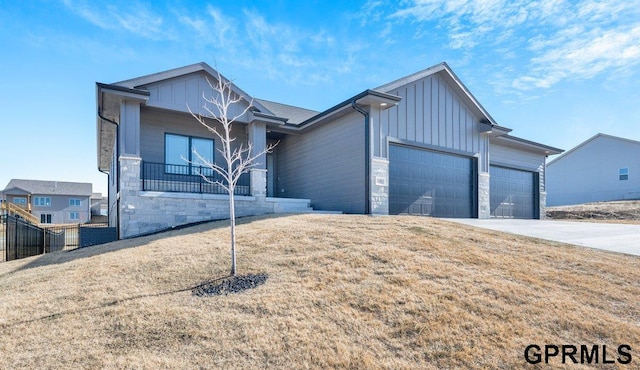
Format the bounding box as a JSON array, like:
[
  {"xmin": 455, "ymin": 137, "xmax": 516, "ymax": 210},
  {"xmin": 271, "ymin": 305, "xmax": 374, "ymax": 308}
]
[
  {"xmin": 495, "ymin": 135, "xmax": 564, "ymax": 155},
  {"xmin": 295, "ymin": 89, "xmax": 401, "ymax": 132}
]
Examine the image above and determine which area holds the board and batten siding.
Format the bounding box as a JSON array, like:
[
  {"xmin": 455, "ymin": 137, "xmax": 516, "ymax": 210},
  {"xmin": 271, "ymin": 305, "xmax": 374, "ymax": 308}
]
[
  {"xmin": 373, "ymin": 73, "xmax": 487, "ymax": 170},
  {"xmin": 142, "ymin": 72, "xmax": 252, "ymax": 121},
  {"xmin": 277, "ymin": 111, "xmax": 366, "ymax": 213},
  {"xmin": 490, "ymin": 141, "xmax": 546, "ymax": 190},
  {"xmin": 139, "ymin": 107, "xmax": 247, "ymax": 167}
]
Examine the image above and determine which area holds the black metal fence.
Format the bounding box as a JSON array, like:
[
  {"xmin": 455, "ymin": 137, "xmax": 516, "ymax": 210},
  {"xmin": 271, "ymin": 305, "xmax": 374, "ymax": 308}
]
[
  {"xmin": 1, "ymin": 215, "xmax": 117, "ymax": 262},
  {"xmin": 141, "ymin": 161, "xmax": 250, "ymax": 196}
]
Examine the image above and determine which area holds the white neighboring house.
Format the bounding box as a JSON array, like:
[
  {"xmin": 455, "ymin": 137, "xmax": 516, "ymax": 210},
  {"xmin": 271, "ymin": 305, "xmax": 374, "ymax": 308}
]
[{"xmin": 546, "ymin": 133, "xmax": 640, "ymax": 206}]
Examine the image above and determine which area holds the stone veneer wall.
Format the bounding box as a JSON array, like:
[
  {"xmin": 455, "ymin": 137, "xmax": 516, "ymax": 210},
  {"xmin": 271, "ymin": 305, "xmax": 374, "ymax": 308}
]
[
  {"xmin": 370, "ymin": 157, "xmax": 389, "ymax": 215},
  {"xmin": 118, "ymin": 157, "xmax": 309, "ymax": 238},
  {"xmin": 478, "ymin": 172, "xmax": 490, "ymax": 219},
  {"xmin": 539, "ymin": 191, "xmax": 547, "ymax": 220}
]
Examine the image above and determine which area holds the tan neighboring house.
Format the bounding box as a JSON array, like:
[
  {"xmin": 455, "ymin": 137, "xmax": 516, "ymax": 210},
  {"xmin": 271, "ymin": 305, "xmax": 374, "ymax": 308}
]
[{"xmin": 1, "ymin": 179, "xmax": 93, "ymax": 224}]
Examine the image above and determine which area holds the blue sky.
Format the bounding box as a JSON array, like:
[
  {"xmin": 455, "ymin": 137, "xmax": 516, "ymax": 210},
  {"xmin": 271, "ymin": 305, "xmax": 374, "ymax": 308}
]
[{"xmin": 1, "ymin": 0, "xmax": 639, "ymax": 195}]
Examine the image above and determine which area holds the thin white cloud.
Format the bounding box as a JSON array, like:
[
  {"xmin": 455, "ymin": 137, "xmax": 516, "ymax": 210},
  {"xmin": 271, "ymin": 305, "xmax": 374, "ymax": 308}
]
[
  {"xmin": 61, "ymin": 0, "xmax": 169, "ymax": 40},
  {"xmin": 389, "ymin": 0, "xmax": 640, "ymax": 91},
  {"xmin": 178, "ymin": 5, "xmax": 238, "ymax": 49}
]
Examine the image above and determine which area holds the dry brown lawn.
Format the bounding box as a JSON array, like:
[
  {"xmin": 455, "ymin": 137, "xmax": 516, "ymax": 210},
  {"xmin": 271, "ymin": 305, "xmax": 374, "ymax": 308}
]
[
  {"xmin": 547, "ymin": 200, "xmax": 640, "ymax": 224},
  {"xmin": 0, "ymin": 214, "xmax": 639, "ymax": 369}
]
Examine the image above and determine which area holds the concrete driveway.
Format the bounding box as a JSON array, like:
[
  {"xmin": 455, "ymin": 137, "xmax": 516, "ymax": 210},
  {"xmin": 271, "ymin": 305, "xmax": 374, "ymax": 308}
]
[{"xmin": 445, "ymin": 219, "xmax": 640, "ymax": 256}]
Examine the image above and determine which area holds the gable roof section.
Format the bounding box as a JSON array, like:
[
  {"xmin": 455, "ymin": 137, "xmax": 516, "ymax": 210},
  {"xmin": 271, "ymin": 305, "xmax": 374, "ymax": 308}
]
[
  {"xmin": 375, "ymin": 62, "xmax": 503, "ymax": 129},
  {"xmin": 548, "ymin": 133, "xmax": 640, "ymax": 166},
  {"xmin": 115, "ymin": 62, "xmax": 272, "ymax": 114},
  {"xmin": 2, "ymin": 179, "xmax": 92, "ymax": 197}
]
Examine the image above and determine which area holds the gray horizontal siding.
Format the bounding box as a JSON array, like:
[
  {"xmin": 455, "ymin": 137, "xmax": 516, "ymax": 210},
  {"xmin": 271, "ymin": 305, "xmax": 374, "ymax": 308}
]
[
  {"xmin": 373, "ymin": 73, "xmax": 485, "ymax": 166},
  {"xmin": 277, "ymin": 111, "xmax": 366, "ymax": 213},
  {"xmin": 31, "ymin": 194, "xmax": 91, "ymax": 224},
  {"xmin": 546, "ymin": 136, "xmax": 640, "ymax": 205}
]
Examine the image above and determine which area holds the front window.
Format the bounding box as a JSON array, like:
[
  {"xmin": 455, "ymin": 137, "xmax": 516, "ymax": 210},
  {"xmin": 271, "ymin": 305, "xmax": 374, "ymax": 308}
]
[
  {"xmin": 70, "ymin": 212, "xmax": 80, "ymax": 221},
  {"xmin": 13, "ymin": 197, "xmax": 27, "ymax": 205},
  {"xmin": 165, "ymin": 133, "xmax": 214, "ymax": 175},
  {"xmin": 34, "ymin": 197, "xmax": 51, "ymax": 207},
  {"xmin": 40, "ymin": 214, "xmax": 52, "ymax": 224},
  {"xmin": 69, "ymin": 198, "xmax": 81, "ymax": 206},
  {"xmin": 619, "ymin": 168, "xmax": 629, "ymax": 181}
]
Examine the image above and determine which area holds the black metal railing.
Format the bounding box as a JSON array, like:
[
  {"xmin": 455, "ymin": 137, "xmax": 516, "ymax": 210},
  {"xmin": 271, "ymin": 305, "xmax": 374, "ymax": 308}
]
[
  {"xmin": 1, "ymin": 215, "xmax": 117, "ymax": 262},
  {"xmin": 141, "ymin": 161, "xmax": 251, "ymax": 196}
]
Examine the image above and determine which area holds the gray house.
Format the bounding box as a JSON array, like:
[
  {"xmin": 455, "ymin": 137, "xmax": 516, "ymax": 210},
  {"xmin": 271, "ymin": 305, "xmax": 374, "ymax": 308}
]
[
  {"xmin": 546, "ymin": 133, "xmax": 640, "ymax": 206},
  {"xmin": 1, "ymin": 179, "xmax": 93, "ymax": 224},
  {"xmin": 97, "ymin": 62, "xmax": 562, "ymax": 239}
]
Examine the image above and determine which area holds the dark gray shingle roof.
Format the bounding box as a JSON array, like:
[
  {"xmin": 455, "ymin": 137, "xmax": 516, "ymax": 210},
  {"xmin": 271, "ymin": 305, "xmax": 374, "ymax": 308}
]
[
  {"xmin": 2, "ymin": 179, "xmax": 93, "ymax": 197},
  {"xmin": 255, "ymin": 99, "xmax": 319, "ymax": 125}
]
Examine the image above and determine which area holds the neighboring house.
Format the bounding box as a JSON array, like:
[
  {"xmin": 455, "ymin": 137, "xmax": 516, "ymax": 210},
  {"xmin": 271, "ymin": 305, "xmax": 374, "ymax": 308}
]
[
  {"xmin": 546, "ymin": 133, "xmax": 640, "ymax": 206},
  {"xmin": 96, "ymin": 62, "xmax": 562, "ymax": 239},
  {"xmin": 0, "ymin": 179, "xmax": 93, "ymax": 224}
]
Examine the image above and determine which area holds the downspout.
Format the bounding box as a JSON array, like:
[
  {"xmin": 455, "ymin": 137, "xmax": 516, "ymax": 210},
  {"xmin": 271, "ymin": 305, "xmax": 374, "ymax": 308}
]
[
  {"xmin": 351, "ymin": 101, "xmax": 370, "ymax": 214},
  {"xmin": 98, "ymin": 109, "xmax": 120, "ymax": 239}
]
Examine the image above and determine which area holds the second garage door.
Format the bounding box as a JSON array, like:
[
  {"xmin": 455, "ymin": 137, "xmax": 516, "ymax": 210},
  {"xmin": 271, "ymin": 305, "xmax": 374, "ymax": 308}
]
[
  {"xmin": 490, "ymin": 165, "xmax": 537, "ymax": 219},
  {"xmin": 389, "ymin": 145, "xmax": 476, "ymax": 217}
]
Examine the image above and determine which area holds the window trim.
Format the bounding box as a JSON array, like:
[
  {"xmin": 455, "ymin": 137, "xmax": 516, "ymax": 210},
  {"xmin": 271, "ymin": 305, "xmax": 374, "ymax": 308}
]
[
  {"xmin": 13, "ymin": 197, "xmax": 27, "ymax": 205},
  {"xmin": 34, "ymin": 196, "xmax": 51, "ymax": 207},
  {"xmin": 70, "ymin": 211, "xmax": 80, "ymax": 221},
  {"xmin": 69, "ymin": 198, "xmax": 81, "ymax": 207},
  {"xmin": 164, "ymin": 133, "xmax": 215, "ymax": 176},
  {"xmin": 619, "ymin": 167, "xmax": 629, "ymax": 181},
  {"xmin": 40, "ymin": 214, "xmax": 52, "ymax": 224}
]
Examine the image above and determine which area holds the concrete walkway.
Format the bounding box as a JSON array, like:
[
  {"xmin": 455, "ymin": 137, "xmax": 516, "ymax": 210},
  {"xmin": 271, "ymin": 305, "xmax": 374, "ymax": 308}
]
[{"xmin": 445, "ymin": 219, "xmax": 640, "ymax": 256}]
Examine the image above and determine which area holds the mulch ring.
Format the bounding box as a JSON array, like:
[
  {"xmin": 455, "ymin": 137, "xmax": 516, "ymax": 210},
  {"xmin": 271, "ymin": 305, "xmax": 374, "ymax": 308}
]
[{"xmin": 193, "ymin": 273, "xmax": 268, "ymax": 297}]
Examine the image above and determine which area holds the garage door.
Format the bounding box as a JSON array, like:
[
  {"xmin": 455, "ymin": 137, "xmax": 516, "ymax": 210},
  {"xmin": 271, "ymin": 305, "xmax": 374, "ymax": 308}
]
[
  {"xmin": 490, "ymin": 165, "xmax": 537, "ymax": 219},
  {"xmin": 389, "ymin": 145, "xmax": 475, "ymax": 217}
]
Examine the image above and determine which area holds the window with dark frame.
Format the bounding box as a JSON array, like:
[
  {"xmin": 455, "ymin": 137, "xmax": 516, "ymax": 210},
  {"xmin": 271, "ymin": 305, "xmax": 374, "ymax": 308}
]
[
  {"xmin": 34, "ymin": 197, "xmax": 51, "ymax": 207},
  {"xmin": 40, "ymin": 214, "xmax": 52, "ymax": 223},
  {"xmin": 164, "ymin": 133, "xmax": 214, "ymax": 175},
  {"xmin": 619, "ymin": 167, "xmax": 629, "ymax": 181}
]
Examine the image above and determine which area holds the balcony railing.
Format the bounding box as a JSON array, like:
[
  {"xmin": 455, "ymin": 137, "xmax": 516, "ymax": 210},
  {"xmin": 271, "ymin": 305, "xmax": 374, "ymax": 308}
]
[{"xmin": 141, "ymin": 161, "xmax": 250, "ymax": 196}]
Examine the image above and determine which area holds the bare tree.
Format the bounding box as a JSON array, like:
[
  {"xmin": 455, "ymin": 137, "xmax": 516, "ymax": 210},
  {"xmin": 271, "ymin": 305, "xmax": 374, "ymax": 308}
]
[{"xmin": 189, "ymin": 71, "xmax": 276, "ymax": 276}]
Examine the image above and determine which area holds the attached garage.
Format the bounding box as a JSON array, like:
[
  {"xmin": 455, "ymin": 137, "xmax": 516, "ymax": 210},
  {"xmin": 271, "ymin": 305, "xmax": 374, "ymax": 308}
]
[
  {"xmin": 389, "ymin": 144, "xmax": 476, "ymax": 217},
  {"xmin": 489, "ymin": 165, "xmax": 538, "ymax": 219}
]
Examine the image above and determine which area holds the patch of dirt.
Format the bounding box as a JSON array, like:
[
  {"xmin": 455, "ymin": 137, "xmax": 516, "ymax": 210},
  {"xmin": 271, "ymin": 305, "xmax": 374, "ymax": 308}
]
[
  {"xmin": 193, "ymin": 273, "xmax": 268, "ymax": 297},
  {"xmin": 546, "ymin": 200, "xmax": 640, "ymax": 222}
]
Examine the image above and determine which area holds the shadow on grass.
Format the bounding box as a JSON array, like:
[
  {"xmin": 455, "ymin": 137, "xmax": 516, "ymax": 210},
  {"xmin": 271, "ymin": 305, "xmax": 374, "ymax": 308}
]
[
  {"xmin": 0, "ymin": 213, "xmax": 290, "ymax": 277},
  {"xmin": 0, "ymin": 272, "xmax": 269, "ymax": 330}
]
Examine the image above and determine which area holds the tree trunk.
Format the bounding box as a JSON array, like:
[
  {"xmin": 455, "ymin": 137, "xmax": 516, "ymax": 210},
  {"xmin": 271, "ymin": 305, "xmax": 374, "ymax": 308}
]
[{"xmin": 229, "ymin": 190, "xmax": 236, "ymax": 276}]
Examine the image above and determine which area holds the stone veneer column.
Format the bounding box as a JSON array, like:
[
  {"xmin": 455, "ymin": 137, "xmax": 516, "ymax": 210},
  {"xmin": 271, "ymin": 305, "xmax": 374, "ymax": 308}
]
[
  {"xmin": 370, "ymin": 157, "xmax": 389, "ymax": 215},
  {"xmin": 250, "ymin": 168, "xmax": 267, "ymax": 198},
  {"xmin": 539, "ymin": 191, "xmax": 547, "ymax": 220},
  {"xmin": 478, "ymin": 172, "xmax": 490, "ymax": 219},
  {"xmin": 119, "ymin": 156, "xmax": 142, "ymax": 238}
]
